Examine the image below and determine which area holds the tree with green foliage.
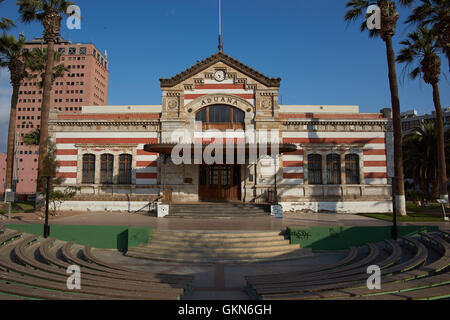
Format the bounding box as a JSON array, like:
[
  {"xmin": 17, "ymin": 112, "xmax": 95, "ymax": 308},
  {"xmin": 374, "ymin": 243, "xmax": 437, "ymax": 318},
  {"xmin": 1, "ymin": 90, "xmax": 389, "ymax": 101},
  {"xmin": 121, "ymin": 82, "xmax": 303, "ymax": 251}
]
[
  {"xmin": 36, "ymin": 140, "xmax": 79, "ymax": 215},
  {"xmin": 0, "ymin": 34, "xmax": 28, "ymax": 198},
  {"xmin": 16, "ymin": 0, "xmax": 73, "ymax": 192},
  {"xmin": 397, "ymin": 26, "xmax": 449, "ymax": 203},
  {"xmin": 24, "ymin": 46, "xmax": 68, "ymax": 88},
  {"xmin": 23, "ymin": 127, "xmax": 79, "ymax": 215},
  {"xmin": 344, "ymin": 0, "xmax": 414, "ymax": 216},
  {"xmin": 23, "ymin": 128, "xmax": 40, "ymax": 146},
  {"xmin": 405, "ymin": 0, "xmax": 450, "ymax": 72},
  {"xmin": 403, "ymin": 122, "xmax": 450, "ymax": 198}
]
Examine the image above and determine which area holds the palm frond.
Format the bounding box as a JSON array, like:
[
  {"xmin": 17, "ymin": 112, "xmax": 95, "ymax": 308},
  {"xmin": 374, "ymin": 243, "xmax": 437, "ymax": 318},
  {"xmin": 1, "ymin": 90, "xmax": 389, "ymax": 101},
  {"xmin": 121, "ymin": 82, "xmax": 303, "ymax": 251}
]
[
  {"xmin": 16, "ymin": 0, "xmax": 43, "ymax": 22},
  {"xmin": 397, "ymin": 26, "xmax": 440, "ymax": 82},
  {"xmin": 16, "ymin": 0, "xmax": 74, "ymax": 24},
  {"xmin": 0, "ymin": 34, "xmax": 26, "ymax": 61},
  {"xmin": 344, "ymin": 0, "xmax": 371, "ymax": 23},
  {"xmin": 0, "ymin": 18, "xmax": 16, "ymax": 31},
  {"xmin": 24, "ymin": 46, "xmax": 68, "ymax": 87}
]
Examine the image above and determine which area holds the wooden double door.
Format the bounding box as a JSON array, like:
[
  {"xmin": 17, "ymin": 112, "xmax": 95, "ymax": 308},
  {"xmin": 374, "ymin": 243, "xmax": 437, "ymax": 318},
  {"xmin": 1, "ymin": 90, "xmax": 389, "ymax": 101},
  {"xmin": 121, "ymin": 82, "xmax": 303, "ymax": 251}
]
[{"xmin": 199, "ymin": 165, "xmax": 241, "ymax": 201}]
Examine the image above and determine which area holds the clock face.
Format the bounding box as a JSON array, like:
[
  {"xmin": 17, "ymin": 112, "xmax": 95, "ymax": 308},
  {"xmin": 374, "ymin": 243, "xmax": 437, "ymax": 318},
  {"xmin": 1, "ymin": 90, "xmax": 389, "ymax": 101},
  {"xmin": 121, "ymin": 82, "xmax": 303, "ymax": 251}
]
[{"xmin": 214, "ymin": 70, "xmax": 226, "ymax": 82}]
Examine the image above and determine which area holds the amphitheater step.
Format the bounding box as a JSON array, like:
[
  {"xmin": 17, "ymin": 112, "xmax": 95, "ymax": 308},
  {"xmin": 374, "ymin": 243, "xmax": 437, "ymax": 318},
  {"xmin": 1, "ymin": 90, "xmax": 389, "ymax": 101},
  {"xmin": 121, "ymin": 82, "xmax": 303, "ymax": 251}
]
[
  {"xmin": 167, "ymin": 203, "xmax": 271, "ymax": 218},
  {"xmin": 144, "ymin": 239, "xmax": 291, "ymax": 248},
  {"xmin": 126, "ymin": 230, "xmax": 309, "ymax": 263}
]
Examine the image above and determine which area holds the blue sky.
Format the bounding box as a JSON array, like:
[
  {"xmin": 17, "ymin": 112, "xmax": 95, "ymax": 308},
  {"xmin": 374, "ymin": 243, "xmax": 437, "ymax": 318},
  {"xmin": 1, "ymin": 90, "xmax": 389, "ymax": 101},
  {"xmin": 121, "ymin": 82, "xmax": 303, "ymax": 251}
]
[{"xmin": 0, "ymin": 0, "xmax": 449, "ymax": 151}]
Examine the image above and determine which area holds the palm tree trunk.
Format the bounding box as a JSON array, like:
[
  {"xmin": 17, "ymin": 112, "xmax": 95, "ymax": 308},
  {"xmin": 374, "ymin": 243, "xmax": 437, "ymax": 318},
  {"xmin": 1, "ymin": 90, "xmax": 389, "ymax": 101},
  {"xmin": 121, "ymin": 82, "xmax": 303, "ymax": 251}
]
[
  {"xmin": 431, "ymin": 81, "xmax": 448, "ymax": 202},
  {"xmin": 446, "ymin": 48, "xmax": 450, "ymax": 74},
  {"xmin": 384, "ymin": 34, "xmax": 406, "ymax": 216},
  {"xmin": 4, "ymin": 83, "xmax": 19, "ymax": 199},
  {"xmin": 37, "ymin": 40, "xmax": 55, "ymax": 192}
]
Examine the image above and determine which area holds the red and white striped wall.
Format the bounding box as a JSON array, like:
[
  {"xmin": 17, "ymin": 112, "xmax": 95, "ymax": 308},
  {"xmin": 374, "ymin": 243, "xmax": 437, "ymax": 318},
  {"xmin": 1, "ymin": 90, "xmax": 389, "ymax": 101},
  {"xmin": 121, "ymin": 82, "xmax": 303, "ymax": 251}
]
[
  {"xmin": 281, "ymin": 148, "xmax": 304, "ymax": 185},
  {"xmin": 281, "ymin": 131, "xmax": 387, "ymax": 185},
  {"xmin": 183, "ymin": 79, "xmax": 255, "ymax": 106},
  {"xmin": 55, "ymin": 131, "xmax": 159, "ymax": 185}
]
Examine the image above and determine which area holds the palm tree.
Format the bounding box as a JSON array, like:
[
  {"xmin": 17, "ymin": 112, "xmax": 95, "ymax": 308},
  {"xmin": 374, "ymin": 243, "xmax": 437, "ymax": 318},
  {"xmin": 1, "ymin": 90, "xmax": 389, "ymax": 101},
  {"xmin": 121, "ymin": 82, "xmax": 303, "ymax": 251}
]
[
  {"xmin": 397, "ymin": 26, "xmax": 449, "ymax": 203},
  {"xmin": 405, "ymin": 0, "xmax": 450, "ymax": 72},
  {"xmin": 403, "ymin": 122, "xmax": 450, "ymax": 198},
  {"xmin": 16, "ymin": 0, "xmax": 72, "ymax": 192},
  {"xmin": 345, "ymin": 0, "xmax": 413, "ymax": 216},
  {"xmin": 403, "ymin": 122, "xmax": 438, "ymax": 197},
  {"xmin": 0, "ymin": 34, "xmax": 28, "ymax": 198}
]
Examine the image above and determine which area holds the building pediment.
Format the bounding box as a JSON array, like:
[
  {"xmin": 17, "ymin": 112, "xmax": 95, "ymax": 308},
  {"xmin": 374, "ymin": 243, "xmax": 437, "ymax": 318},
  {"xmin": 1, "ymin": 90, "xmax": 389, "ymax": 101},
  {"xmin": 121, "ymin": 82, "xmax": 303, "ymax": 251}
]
[{"xmin": 159, "ymin": 51, "xmax": 281, "ymax": 88}]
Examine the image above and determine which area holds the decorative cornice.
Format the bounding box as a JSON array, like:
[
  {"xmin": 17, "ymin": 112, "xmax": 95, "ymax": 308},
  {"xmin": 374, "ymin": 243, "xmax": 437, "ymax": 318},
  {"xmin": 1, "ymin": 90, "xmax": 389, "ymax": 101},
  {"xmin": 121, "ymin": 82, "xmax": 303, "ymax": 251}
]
[
  {"xmin": 50, "ymin": 120, "xmax": 160, "ymax": 127},
  {"xmin": 160, "ymin": 51, "xmax": 281, "ymax": 88},
  {"xmin": 283, "ymin": 119, "xmax": 388, "ymax": 126},
  {"xmin": 75, "ymin": 144, "xmax": 138, "ymax": 149}
]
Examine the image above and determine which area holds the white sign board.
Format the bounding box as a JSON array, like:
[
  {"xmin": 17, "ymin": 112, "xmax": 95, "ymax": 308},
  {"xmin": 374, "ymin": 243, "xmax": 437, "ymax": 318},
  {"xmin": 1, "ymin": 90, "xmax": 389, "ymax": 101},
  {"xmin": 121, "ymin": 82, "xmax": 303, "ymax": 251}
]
[
  {"xmin": 157, "ymin": 203, "xmax": 169, "ymax": 218},
  {"xmin": 271, "ymin": 205, "xmax": 283, "ymax": 218}
]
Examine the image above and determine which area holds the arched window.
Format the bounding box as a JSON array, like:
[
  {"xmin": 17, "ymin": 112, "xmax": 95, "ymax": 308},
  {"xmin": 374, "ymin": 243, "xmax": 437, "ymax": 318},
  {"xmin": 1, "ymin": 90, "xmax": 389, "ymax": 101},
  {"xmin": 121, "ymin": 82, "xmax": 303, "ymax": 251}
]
[
  {"xmin": 345, "ymin": 154, "xmax": 360, "ymax": 184},
  {"xmin": 101, "ymin": 154, "xmax": 114, "ymax": 184},
  {"xmin": 118, "ymin": 154, "xmax": 132, "ymax": 184},
  {"xmin": 327, "ymin": 154, "xmax": 341, "ymax": 185},
  {"xmin": 195, "ymin": 105, "xmax": 245, "ymax": 129},
  {"xmin": 308, "ymin": 154, "xmax": 322, "ymax": 185},
  {"xmin": 82, "ymin": 154, "xmax": 95, "ymax": 184}
]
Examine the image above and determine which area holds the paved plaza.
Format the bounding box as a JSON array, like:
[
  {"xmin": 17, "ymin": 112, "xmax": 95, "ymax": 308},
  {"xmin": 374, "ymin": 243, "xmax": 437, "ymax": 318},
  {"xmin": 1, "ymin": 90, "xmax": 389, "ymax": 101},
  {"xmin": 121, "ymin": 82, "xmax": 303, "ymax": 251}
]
[{"xmin": 2, "ymin": 210, "xmax": 448, "ymax": 230}]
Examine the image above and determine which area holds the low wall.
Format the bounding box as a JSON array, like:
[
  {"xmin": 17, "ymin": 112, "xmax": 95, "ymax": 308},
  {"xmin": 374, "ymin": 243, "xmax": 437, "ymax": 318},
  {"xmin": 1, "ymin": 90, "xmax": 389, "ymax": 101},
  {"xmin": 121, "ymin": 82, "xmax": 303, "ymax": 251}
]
[
  {"xmin": 280, "ymin": 201, "xmax": 393, "ymax": 214},
  {"xmin": 54, "ymin": 200, "xmax": 391, "ymax": 214},
  {"xmin": 288, "ymin": 226, "xmax": 439, "ymax": 250},
  {"xmin": 5, "ymin": 224, "xmax": 152, "ymax": 250},
  {"xmin": 56, "ymin": 201, "xmax": 151, "ymax": 212}
]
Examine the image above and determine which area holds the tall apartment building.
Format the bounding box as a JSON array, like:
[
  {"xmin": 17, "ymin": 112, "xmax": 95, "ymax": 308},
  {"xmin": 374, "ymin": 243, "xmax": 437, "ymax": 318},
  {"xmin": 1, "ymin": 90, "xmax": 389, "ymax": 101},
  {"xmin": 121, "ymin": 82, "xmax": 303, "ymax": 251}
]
[
  {"xmin": 401, "ymin": 107, "xmax": 450, "ymax": 136},
  {"xmin": 13, "ymin": 37, "xmax": 109, "ymax": 197}
]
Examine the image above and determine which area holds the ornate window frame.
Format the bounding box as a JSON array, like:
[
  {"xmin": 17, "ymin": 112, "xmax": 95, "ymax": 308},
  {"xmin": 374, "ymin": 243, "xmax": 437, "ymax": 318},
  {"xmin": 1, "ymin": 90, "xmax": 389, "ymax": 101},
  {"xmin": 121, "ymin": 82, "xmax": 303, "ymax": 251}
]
[
  {"xmin": 303, "ymin": 144, "xmax": 364, "ymax": 185},
  {"xmin": 76, "ymin": 144, "xmax": 138, "ymax": 186}
]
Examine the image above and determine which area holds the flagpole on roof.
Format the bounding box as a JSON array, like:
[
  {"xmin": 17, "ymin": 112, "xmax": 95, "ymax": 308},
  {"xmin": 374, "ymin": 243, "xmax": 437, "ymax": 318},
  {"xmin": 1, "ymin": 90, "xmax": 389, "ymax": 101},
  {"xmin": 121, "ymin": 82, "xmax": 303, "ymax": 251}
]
[{"xmin": 218, "ymin": 0, "xmax": 223, "ymax": 52}]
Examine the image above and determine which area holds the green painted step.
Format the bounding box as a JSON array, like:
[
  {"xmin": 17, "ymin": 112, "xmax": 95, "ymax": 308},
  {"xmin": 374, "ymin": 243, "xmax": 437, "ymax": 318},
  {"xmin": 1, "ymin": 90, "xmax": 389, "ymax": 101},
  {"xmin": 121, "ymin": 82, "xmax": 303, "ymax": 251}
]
[
  {"xmin": 134, "ymin": 243, "xmax": 299, "ymax": 254},
  {"xmin": 167, "ymin": 204, "xmax": 271, "ymax": 218},
  {"xmin": 151, "ymin": 231, "xmax": 282, "ymax": 238},
  {"xmin": 143, "ymin": 239, "xmax": 291, "ymax": 248},
  {"xmin": 125, "ymin": 230, "xmax": 307, "ymax": 263}
]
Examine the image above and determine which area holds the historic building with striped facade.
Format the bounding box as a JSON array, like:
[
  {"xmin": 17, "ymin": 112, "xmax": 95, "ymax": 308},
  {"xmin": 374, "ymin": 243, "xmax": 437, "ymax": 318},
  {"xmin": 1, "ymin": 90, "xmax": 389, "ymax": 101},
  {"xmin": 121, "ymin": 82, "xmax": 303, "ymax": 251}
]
[{"xmin": 49, "ymin": 51, "xmax": 394, "ymax": 213}]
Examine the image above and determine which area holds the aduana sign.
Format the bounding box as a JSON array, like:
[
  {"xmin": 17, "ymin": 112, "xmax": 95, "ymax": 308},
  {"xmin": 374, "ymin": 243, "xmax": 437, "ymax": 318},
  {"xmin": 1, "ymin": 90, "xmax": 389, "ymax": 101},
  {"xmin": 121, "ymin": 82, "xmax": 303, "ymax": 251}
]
[{"xmin": 201, "ymin": 95, "xmax": 239, "ymax": 107}]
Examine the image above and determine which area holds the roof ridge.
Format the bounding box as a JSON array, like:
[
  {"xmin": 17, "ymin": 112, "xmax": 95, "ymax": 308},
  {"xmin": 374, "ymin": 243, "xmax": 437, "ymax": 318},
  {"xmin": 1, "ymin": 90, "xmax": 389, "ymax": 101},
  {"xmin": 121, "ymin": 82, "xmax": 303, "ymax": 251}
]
[{"xmin": 160, "ymin": 51, "xmax": 281, "ymax": 88}]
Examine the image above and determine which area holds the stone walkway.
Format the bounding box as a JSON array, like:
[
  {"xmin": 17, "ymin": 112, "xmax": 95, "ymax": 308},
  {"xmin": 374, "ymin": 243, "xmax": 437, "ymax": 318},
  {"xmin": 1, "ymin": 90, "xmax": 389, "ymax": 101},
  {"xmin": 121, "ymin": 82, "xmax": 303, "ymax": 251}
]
[{"xmin": 2, "ymin": 211, "xmax": 447, "ymax": 231}]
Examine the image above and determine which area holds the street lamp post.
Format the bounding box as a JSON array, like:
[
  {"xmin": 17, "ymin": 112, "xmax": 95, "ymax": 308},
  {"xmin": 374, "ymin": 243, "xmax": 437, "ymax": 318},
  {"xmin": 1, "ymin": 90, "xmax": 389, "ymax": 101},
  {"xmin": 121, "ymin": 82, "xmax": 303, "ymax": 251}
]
[{"xmin": 43, "ymin": 176, "xmax": 51, "ymax": 238}]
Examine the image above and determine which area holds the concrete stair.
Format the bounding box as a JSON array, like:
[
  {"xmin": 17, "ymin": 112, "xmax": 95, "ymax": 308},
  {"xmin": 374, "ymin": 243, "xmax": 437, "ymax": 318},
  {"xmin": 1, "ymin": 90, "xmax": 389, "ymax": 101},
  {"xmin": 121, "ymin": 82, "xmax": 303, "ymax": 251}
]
[
  {"xmin": 167, "ymin": 203, "xmax": 271, "ymax": 219},
  {"xmin": 126, "ymin": 231, "xmax": 311, "ymax": 263}
]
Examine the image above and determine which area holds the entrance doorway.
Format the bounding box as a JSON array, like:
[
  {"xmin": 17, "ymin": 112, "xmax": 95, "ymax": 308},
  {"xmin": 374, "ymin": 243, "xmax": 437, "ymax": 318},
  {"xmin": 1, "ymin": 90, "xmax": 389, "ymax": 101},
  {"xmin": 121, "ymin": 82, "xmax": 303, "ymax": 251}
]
[{"xmin": 199, "ymin": 165, "xmax": 241, "ymax": 201}]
